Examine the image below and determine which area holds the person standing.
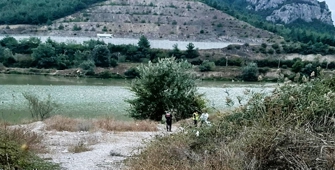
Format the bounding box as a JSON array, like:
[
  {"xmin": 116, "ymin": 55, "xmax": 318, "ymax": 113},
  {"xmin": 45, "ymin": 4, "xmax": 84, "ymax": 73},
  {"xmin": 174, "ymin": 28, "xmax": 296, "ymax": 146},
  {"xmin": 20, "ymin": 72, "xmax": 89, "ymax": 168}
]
[
  {"xmin": 165, "ymin": 111, "xmax": 173, "ymax": 132},
  {"xmin": 200, "ymin": 112, "xmax": 209, "ymax": 127},
  {"xmin": 193, "ymin": 111, "xmax": 199, "ymax": 127}
]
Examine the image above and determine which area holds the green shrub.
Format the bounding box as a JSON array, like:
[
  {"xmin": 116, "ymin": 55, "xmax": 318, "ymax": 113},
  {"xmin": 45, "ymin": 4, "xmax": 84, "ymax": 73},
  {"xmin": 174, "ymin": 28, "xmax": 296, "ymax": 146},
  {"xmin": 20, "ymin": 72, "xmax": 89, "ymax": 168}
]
[
  {"xmin": 258, "ymin": 67, "xmax": 270, "ymax": 74},
  {"xmin": 92, "ymin": 45, "xmax": 111, "ymax": 67},
  {"xmin": 96, "ymin": 71, "xmax": 112, "ymax": 79},
  {"xmin": 215, "ymin": 57, "xmax": 226, "ymax": 66},
  {"xmin": 190, "ymin": 59, "xmax": 203, "ymax": 65},
  {"xmin": 22, "ymin": 93, "xmax": 58, "ymax": 121},
  {"xmin": 199, "ymin": 60, "xmax": 215, "ymax": 72},
  {"xmin": 124, "ymin": 67, "xmax": 140, "ymax": 78},
  {"xmin": 241, "ymin": 62, "xmax": 259, "ymax": 81},
  {"xmin": 72, "ymin": 24, "xmax": 81, "ymax": 31},
  {"xmin": 79, "ymin": 60, "xmax": 96, "ymax": 71}
]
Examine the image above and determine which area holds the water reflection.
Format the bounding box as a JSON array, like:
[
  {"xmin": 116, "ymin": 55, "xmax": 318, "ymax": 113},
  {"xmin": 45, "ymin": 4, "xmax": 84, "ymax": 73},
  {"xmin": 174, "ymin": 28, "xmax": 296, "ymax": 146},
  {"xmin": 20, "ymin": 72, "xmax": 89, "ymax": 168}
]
[{"xmin": 0, "ymin": 74, "xmax": 130, "ymax": 86}]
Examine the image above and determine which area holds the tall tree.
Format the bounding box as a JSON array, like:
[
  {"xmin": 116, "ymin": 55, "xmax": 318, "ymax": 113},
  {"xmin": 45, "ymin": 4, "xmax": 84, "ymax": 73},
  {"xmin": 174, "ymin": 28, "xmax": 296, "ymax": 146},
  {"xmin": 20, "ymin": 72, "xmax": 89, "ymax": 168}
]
[
  {"xmin": 185, "ymin": 43, "xmax": 199, "ymax": 58},
  {"xmin": 91, "ymin": 45, "xmax": 111, "ymax": 67},
  {"xmin": 32, "ymin": 43, "xmax": 57, "ymax": 68},
  {"xmin": 138, "ymin": 35, "xmax": 150, "ymax": 49}
]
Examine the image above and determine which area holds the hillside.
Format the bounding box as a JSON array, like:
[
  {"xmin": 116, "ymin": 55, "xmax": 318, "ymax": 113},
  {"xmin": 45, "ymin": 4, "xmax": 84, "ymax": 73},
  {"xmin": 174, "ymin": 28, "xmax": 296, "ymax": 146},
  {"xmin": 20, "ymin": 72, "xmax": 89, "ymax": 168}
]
[{"xmin": 0, "ymin": 0, "xmax": 280, "ymax": 43}]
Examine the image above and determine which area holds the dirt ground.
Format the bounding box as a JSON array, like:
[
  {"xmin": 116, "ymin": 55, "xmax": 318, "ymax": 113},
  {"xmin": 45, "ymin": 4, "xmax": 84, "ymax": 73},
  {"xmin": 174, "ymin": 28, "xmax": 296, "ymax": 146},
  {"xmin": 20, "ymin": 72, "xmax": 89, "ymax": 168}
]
[{"xmin": 14, "ymin": 121, "xmax": 178, "ymax": 170}]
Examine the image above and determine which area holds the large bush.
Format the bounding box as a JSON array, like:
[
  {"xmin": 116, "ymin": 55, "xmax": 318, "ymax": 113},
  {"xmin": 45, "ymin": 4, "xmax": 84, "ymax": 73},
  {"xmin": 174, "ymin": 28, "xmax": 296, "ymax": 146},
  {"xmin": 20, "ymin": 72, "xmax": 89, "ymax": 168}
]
[
  {"xmin": 199, "ymin": 60, "xmax": 215, "ymax": 72},
  {"xmin": 31, "ymin": 43, "xmax": 57, "ymax": 68},
  {"xmin": 241, "ymin": 62, "xmax": 259, "ymax": 81},
  {"xmin": 91, "ymin": 45, "xmax": 111, "ymax": 67},
  {"xmin": 127, "ymin": 57, "xmax": 205, "ymax": 121}
]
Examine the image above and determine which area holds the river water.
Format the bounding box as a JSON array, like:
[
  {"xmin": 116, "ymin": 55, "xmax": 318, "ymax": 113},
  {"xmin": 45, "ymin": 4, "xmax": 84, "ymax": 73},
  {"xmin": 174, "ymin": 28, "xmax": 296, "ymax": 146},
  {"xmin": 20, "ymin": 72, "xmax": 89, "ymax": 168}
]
[{"xmin": 0, "ymin": 74, "xmax": 275, "ymax": 122}]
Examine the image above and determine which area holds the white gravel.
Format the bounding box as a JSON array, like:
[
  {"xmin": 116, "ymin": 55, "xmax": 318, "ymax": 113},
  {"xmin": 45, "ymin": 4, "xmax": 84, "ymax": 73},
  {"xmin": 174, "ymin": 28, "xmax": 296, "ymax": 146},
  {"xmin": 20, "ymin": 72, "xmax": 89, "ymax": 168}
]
[{"xmin": 14, "ymin": 121, "xmax": 174, "ymax": 170}]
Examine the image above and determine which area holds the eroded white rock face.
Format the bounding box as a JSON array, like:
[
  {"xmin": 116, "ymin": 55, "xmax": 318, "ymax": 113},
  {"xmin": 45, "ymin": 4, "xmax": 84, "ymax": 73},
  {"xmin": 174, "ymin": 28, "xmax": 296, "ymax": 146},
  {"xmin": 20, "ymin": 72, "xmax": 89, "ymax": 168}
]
[
  {"xmin": 247, "ymin": 0, "xmax": 286, "ymax": 11},
  {"xmin": 246, "ymin": 0, "xmax": 333, "ymax": 25}
]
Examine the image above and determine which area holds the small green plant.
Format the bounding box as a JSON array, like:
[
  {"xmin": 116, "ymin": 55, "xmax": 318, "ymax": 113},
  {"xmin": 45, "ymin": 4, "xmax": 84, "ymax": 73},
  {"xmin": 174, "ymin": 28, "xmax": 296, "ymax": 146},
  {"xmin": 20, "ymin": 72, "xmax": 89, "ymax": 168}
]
[
  {"xmin": 102, "ymin": 26, "xmax": 107, "ymax": 32},
  {"xmin": 58, "ymin": 24, "xmax": 64, "ymax": 30},
  {"xmin": 68, "ymin": 141, "xmax": 92, "ymax": 153},
  {"xmin": 199, "ymin": 60, "xmax": 215, "ymax": 72},
  {"xmin": 241, "ymin": 62, "xmax": 259, "ymax": 81},
  {"xmin": 72, "ymin": 24, "xmax": 82, "ymax": 31}
]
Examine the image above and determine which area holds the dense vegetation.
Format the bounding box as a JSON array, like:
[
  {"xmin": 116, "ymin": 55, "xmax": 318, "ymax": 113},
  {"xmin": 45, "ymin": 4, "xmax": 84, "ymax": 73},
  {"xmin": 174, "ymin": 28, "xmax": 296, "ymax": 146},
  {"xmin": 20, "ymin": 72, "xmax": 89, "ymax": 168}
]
[
  {"xmin": 127, "ymin": 72, "xmax": 335, "ymax": 169},
  {"xmin": 0, "ymin": 36, "xmax": 334, "ymax": 81},
  {"xmin": 200, "ymin": 0, "xmax": 335, "ymax": 51},
  {"xmin": 0, "ymin": 36, "xmax": 199, "ymax": 74},
  {"xmin": 0, "ymin": 0, "xmax": 105, "ymax": 24}
]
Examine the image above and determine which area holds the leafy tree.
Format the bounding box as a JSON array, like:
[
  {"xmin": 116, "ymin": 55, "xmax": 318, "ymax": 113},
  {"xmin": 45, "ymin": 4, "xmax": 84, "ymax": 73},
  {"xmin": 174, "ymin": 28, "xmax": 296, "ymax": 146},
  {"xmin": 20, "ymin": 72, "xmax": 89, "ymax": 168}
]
[
  {"xmin": 32, "ymin": 43, "xmax": 57, "ymax": 68},
  {"xmin": 138, "ymin": 35, "xmax": 150, "ymax": 49},
  {"xmin": 83, "ymin": 39, "xmax": 106, "ymax": 50},
  {"xmin": 2, "ymin": 48, "xmax": 16, "ymax": 67},
  {"xmin": 137, "ymin": 35, "xmax": 151, "ymax": 60},
  {"xmin": 292, "ymin": 59, "xmax": 304, "ymax": 73},
  {"xmin": 73, "ymin": 50, "xmax": 91, "ymax": 66},
  {"xmin": 127, "ymin": 57, "xmax": 206, "ymax": 121},
  {"xmin": 0, "ymin": 36, "xmax": 18, "ymax": 52},
  {"xmin": 110, "ymin": 59, "xmax": 118, "ymax": 67},
  {"xmin": 16, "ymin": 37, "xmax": 41, "ymax": 54},
  {"xmin": 91, "ymin": 45, "xmax": 111, "ymax": 67},
  {"xmin": 241, "ymin": 62, "xmax": 259, "ymax": 81},
  {"xmin": 169, "ymin": 44, "xmax": 183, "ymax": 58},
  {"xmin": 79, "ymin": 60, "xmax": 96, "ymax": 75},
  {"xmin": 199, "ymin": 60, "xmax": 216, "ymax": 72},
  {"xmin": 185, "ymin": 43, "xmax": 199, "ymax": 58},
  {"xmin": 56, "ymin": 54, "xmax": 71, "ymax": 70}
]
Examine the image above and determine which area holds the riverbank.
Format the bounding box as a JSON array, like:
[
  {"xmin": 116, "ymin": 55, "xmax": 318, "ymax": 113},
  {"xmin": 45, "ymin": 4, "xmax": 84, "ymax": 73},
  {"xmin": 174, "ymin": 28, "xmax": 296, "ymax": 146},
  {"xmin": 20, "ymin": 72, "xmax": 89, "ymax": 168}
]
[{"xmin": 0, "ymin": 64, "xmax": 285, "ymax": 82}]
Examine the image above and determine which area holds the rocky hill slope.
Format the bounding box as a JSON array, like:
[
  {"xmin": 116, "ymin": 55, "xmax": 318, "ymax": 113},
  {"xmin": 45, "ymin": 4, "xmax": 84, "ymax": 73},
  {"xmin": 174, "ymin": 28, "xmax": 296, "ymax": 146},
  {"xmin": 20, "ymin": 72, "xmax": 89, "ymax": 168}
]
[
  {"xmin": 0, "ymin": 0, "xmax": 280, "ymax": 43},
  {"xmin": 246, "ymin": 0, "xmax": 333, "ymax": 25}
]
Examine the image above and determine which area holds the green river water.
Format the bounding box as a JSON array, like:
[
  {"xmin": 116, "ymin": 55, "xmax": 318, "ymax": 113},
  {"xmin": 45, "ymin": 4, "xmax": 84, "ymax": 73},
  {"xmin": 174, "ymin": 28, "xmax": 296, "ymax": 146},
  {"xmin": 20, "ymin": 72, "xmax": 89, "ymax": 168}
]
[{"xmin": 0, "ymin": 74, "xmax": 275, "ymax": 123}]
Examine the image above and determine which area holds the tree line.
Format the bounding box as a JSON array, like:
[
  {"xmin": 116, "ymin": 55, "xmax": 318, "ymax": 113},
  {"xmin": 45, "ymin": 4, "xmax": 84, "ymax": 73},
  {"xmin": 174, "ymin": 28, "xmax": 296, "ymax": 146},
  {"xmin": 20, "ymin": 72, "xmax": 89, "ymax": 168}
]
[
  {"xmin": 0, "ymin": 35, "xmax": 333, "ymax": 82},
  {"xmin": 0, "ymin": 0, "xmax": 105, "ymax": 24},
  {"xmin": 0, "ymin": 36, "xmax": 200, "ymax": 73}
]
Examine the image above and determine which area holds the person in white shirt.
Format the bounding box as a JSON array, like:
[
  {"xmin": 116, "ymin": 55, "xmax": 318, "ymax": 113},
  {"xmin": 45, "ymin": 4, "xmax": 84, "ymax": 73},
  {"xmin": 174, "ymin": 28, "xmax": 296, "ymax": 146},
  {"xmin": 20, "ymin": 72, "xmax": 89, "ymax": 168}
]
[{"xmin": 200, "ymin": 112, "xmax": 210, "ymax": 127}]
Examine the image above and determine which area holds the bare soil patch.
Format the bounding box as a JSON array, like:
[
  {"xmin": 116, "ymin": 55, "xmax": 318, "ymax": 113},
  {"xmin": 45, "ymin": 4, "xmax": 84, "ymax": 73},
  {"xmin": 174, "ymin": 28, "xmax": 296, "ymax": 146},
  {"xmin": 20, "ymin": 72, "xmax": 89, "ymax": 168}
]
[{"xmin": 11, "ymin": 120, "xmax": 176, "ymax": 170}]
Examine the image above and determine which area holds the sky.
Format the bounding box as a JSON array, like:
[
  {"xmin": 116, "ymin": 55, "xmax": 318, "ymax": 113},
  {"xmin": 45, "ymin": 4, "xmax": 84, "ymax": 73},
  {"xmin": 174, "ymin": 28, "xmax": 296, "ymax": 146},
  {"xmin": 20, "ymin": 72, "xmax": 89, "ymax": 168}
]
[{"xmin": 319, "ymin": 0, "xmax": 335, "ymax": 25}]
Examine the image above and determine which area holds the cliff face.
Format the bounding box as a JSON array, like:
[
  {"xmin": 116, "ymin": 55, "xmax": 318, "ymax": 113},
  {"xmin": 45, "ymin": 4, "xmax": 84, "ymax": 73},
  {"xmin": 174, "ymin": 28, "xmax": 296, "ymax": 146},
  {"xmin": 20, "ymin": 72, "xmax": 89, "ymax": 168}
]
[{"xmin": 246, "ymin": 0, "xmax": 333, "ymax": 25}]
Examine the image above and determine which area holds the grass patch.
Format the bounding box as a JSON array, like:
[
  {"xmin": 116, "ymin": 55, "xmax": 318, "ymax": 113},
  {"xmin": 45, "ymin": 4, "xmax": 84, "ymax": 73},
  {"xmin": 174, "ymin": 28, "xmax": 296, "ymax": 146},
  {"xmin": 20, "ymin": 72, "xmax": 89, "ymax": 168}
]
[
  {"xmin": 0, "ymin": 127, "xmax": 59, "ymax": 169},
  {"xmin": 44, "ymin": 115, "xmax": 158, "ymax": 132},
  {"xmin": 93, "ymin": 117, "xmax": 158, "ymax": 132},
  {"xmin": 68, "ymin": 141, "xmax": 92, "ymax": 153},
  {"xmin": 44, "ymin": 115, "xmax": 82, "ymax": 132}
]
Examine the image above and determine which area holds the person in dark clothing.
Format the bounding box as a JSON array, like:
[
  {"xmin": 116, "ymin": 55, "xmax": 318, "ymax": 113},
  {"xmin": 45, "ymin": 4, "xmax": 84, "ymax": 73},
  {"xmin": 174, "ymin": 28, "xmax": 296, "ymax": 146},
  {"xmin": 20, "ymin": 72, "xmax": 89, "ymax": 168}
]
[{"xmin": 165, "ymin": 112, "xmax": 173, "ymax": 132}]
